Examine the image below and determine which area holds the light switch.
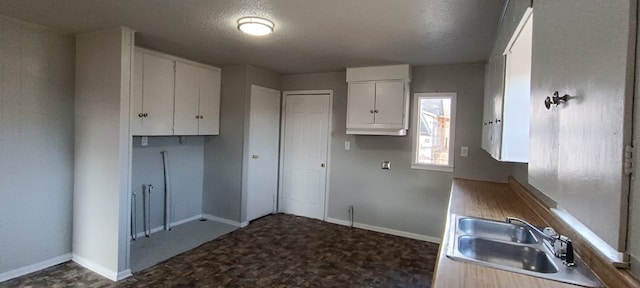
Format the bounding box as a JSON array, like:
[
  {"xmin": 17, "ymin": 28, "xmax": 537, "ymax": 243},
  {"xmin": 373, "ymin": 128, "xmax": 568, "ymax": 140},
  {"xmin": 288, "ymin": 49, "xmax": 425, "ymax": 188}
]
[
  {"xmin": 141, "ymin": 136, "xmax": 148, "ymax": 147},
  {"xmin": 381, "ymin": 161, "xmax": 391, "ymax": 170},
  {"xmin": 345, "ymin": 141, "xmax": 351, "ymax": 150},
  {"xmin": 461, "ymin": 146, "xmax": 469, "ymax": 157}
]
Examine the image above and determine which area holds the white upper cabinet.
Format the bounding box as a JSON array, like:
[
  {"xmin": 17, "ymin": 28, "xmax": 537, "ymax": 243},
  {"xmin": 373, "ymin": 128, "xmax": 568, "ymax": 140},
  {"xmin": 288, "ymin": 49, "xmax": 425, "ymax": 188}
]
[
  {"xmin": 131, "ymin": 51, "xmax": 175, "ymax": 135},
  {"xmin": 174, "ymin": 62, "xmax": 200, "ymax": 135},
  {"xmin": 346, "ymin": 64, "xmax": 410, "ymax": 136},
  {"xmin": 481, "ymin": 9, "xmax": 531, "ymax": 163},
  {"xmin": 196, "ymin": 67, "xmax": 221, "ymax": 135},
  {"xmin": 529, "ymin": 0, "xmax": 635, "ymax": 254},
  {"xmin": 131, "ymin": 48, "xmax": 221, "ymax": 136}
]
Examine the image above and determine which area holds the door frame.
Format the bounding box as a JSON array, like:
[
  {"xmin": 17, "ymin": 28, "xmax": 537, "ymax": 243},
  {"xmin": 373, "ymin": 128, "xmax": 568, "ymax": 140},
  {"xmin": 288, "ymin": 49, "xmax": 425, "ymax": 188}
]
[{"xmin": 278, "ymin": 90, "xmax": 333, "ymax": 220}]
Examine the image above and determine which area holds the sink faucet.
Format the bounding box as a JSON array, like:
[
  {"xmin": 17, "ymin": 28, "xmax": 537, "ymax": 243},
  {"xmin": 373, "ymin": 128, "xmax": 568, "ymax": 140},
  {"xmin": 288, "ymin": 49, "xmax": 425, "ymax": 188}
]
[{"xmin": 506, "ymin": 217, "xmax": 575, "ymax": 267}]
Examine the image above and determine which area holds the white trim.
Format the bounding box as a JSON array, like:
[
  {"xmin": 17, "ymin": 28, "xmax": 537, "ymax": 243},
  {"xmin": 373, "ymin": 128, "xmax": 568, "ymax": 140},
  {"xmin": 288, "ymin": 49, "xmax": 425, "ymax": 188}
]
[
  {"xmin": 72, "ymin": 254, "xmax": 119, "ymax": 281},
  {"xmin": 0, "ymin": 253, "xmax": 72, "ymax": 282},
  {"xmin": 116, "ymin": 269, "xmax": 132, "ymax": 281},
  {"xmin": 326, "ymin": 217, "xmax": 441, "ymax": 244},
  {"xmin": 279, "ymin": 90, "xmax": 333, "ymax": 221},
  {"xmin": 240, "ymin": 221, "xmax": 249, "ymax": 228},
  {"xmin": 411, "ymin": 164, "xmax": 453, "ymax": 173},
  {"xmin": 411, "ymin": 92, "xmax": 457, "ymax": 171},
  {"xmin": 202, "ymin": 214, "xmax": 243, "ymax": 227},
  {"xmin": 551, "ymin": 208, "xmax": 629, "ymax": 267},
  {"xmin": 133, "ymin": 214, "xmax": 204, "ymax": 238},
  {"xmin": 503, "ymin": 7, "xmax": 534, "ymax": 55},
  {"xmin": 171, "ymin": 214, "xmax": 202, "ymax": 227},
  {"xmin": 134, "ymin": 47, "xmax": 221, "ymax": 71}
]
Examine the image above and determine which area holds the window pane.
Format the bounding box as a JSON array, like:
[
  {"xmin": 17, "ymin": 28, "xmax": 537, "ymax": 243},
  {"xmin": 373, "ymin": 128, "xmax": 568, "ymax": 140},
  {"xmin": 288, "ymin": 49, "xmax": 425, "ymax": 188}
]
[{"xmin": 417, "ymin": 97, "xmax": 451, "ymax": 165}]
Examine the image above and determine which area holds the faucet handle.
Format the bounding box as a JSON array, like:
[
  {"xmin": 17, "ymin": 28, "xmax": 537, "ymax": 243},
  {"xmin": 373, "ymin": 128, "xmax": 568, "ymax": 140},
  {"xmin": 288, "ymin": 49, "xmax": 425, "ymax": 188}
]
[{"xmin": 543, "ymin": 227, "xmax": 558, "ymax": 238}]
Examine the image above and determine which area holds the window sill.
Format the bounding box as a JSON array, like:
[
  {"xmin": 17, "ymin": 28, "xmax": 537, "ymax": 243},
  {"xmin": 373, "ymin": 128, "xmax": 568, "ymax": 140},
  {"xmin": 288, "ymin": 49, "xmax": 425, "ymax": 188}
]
[{"xmin": 411, "ymin": 164, "xmax": 453, "ymax": 173}]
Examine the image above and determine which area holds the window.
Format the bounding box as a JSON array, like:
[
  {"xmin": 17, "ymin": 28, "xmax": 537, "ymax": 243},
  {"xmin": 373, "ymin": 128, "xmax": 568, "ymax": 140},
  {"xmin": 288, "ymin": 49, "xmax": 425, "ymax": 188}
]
[{"xmin": 411, "ymin": 92, "xmax": 456, "ymax": 172}]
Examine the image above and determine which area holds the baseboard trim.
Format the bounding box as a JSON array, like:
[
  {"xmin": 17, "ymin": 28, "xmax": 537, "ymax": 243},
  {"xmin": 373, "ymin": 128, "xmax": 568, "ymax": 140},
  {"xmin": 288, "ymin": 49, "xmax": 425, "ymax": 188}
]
[
  {"xmin": 202, "ymin": 214, "xmax": 243, "ymax": 227},
  {"xmin": 116, "ymin": 269, "xmax": 132, "ymax": 281},
  {"xmin": 326, "ymin": 217, "xmax": 441, "ymax": 244},
  {"xmin": 0, "ymin": 253, "xmax": 71, "ymax": 282},
  {"xmin": 134, "ymin": 214, "xmax": 204, "ymax": 238},
  {"xmin": 72, "ymin": 254, "xmax": 119, "ymax": 281}
]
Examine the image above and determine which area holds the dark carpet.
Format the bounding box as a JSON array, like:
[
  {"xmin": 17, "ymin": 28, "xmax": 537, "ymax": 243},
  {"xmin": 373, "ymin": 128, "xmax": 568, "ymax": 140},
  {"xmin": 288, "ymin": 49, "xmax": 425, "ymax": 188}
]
[{"xmin": 1, "ymin": 214, "xmax": 439, "ymax": 287}]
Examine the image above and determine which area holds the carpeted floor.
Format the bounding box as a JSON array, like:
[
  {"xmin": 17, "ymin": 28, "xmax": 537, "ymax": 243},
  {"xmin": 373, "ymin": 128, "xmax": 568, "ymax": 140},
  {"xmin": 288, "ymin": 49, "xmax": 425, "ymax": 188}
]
[{"xmin": 1, "ymin": 214, "xmax": 439, "ymax": 287}]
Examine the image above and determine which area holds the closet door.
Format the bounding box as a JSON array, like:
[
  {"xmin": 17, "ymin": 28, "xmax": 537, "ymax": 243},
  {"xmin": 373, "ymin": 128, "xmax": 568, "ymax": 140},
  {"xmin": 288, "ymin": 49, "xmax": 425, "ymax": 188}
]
[{"xmin": 246, "ymin": 85, "xmax": 281, "ymax": 221}]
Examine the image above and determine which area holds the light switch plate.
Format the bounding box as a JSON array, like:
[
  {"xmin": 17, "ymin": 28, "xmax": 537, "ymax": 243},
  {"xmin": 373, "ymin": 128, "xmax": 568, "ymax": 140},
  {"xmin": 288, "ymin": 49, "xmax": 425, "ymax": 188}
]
[
  {"xmin": 345, "ymin": 141, "xmax": 351, "ymax": 150},
  {"xmin": 381, "ymin": 160, "xmax": 391, "ymax": 170},
  {"xmin": 461, "ymin": 146, "xmax": 469, "ymax": 157}
]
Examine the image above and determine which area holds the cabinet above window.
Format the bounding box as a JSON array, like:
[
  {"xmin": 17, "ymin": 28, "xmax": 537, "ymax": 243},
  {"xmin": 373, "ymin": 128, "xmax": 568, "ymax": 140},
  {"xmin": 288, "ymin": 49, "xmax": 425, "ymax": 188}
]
[{"xmin": 346, "ymin": 64, "xmax": 411, "ymax": 136}]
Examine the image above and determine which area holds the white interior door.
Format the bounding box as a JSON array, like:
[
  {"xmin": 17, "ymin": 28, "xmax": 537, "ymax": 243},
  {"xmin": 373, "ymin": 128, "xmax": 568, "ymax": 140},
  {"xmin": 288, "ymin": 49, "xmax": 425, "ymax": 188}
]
[
  {"xmin": 246, "ymin": 85, "xmax": 281, "ymax": 222},
  {"xmin": 280, "ymin": 92, "xmax": 331, "ymax": 220}
]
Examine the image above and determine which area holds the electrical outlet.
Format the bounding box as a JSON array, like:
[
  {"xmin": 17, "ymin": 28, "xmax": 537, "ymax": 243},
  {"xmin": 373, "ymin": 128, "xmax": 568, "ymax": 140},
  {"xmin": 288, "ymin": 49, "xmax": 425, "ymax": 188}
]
[{"xmin": 461, "ymin": 146, "xmax": 469, "ymax": 157}]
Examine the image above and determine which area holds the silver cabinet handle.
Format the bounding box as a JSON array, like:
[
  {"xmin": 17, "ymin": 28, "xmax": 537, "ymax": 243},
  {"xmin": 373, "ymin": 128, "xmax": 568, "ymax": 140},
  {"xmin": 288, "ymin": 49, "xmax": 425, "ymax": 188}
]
[{"xmin": 370, "ymin": 110, "xmax": 374, "ymax": 113}]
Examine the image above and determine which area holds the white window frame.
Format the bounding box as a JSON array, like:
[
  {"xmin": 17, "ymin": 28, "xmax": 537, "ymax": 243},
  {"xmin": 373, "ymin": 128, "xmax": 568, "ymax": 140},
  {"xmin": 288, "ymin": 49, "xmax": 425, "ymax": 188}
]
[{"xmin": 411, "ymin": 92, "xmax": 457, "ymax": 172}]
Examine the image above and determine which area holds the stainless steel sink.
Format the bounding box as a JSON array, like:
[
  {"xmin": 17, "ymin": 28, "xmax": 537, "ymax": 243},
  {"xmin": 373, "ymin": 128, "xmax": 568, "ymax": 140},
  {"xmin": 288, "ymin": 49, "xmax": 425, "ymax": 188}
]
[
  {"xmin": 458, "ymin": 217, "xmax": 538, "ymax": 244},
  {"xmin": 446, "ymin": 214, "xmax": 602, "ymax": 287},
  {"xmin": 458, "ymin": 236, "xmax": 558, "ymax": 273}
]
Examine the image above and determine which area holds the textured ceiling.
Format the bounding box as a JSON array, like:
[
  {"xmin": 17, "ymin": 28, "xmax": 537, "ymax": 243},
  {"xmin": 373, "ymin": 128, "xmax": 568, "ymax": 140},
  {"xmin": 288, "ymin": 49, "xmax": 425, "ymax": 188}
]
[{"xmin": 0, "ymin": 0, "xmax": 505, "ymax": 74}]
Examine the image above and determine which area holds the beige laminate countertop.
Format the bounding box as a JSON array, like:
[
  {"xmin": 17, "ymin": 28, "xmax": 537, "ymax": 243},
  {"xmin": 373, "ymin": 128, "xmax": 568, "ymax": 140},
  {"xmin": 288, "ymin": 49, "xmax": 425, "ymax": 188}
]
[{"xmin": 431, "ymin": 179, "xmax": 588, "ymax": 288}]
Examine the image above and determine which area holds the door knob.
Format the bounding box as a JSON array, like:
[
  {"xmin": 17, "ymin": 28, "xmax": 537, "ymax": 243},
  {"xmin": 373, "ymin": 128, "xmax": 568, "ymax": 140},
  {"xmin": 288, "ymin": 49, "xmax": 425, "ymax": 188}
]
[
  {"xmin": 252, "ymin": 155, "xmax": 259, "ymax": 159},
  {"xmin": 320, "ymin": 163, "xmax": 326, "ymax": 168}
]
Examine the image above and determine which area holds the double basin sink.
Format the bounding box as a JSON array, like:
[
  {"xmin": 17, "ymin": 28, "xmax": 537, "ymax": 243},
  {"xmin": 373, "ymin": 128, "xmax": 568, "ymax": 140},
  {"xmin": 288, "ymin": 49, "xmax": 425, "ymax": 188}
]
[{"xmin": 446, "ymin": 214, "xmax": 602, "ymax": 287}]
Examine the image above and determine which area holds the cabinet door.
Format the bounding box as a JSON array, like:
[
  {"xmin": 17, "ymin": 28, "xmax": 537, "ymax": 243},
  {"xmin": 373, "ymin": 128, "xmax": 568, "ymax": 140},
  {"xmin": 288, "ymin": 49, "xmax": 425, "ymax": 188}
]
[
  {"xmin": 198, "ymin": 67, "xmax": 221, "ymax": 135},
  {"xmin": 374, "ymin": 81, "xmax": 405, "ymax": 125},
  {"xmin": 131, "ymin": 50, "xmax": 144, "ymax": 135},
  {"xmin": 490, "ymin": 56, "xmax": 505, "ymax": 160},
  {"xmin": 173, "ymin": 62, "xmax": 200, "ymax": 135},
  {"xmin": 347, "ymin": 82, "xmax": 375, "ymax": 126},
  {"xmin": 530, "ymin": 0, "xmax": 634, "ymax": 251},
  {"xmin": 141, "ymin": 53, "xmax": 174, "ymax": 135}
]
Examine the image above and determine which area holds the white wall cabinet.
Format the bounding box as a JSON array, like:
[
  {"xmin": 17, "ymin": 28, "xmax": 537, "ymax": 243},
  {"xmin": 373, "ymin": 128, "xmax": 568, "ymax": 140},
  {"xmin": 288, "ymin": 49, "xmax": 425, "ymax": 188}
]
[
  {"xmin": 528, "ymin": 0, "xmax": 635, "ymax": 255},
  {"xmin": 481, "ymin": 10, "xmax": 532, "ymax": 163},
  {"xmin": 346, "ymin": 65, "xmax": 410, "ymax": 136},
  {"xmin": 131, "ymin": 51, "xmax": 175, "ymax": 135},
  {"xmin": 174, "ymin": 62, "xmax": 221, "ymax": 135},
  {"xmin": 131, "ymin": 48, "xmax": 221, "ymax": 136}
]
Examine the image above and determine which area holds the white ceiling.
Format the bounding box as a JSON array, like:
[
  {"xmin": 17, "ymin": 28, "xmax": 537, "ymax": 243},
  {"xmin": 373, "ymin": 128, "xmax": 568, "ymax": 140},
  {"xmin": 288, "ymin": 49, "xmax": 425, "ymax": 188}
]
[{"xmin": 0, "ymin": 0, "xmax": 505, "ymax": 74}]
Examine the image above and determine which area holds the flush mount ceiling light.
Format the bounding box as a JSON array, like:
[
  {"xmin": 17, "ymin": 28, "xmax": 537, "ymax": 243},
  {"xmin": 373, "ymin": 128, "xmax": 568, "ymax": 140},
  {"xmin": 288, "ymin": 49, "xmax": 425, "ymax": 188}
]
[{"xmin": 237, "ymin": 16, "xmax": 274, "ymax": 36}]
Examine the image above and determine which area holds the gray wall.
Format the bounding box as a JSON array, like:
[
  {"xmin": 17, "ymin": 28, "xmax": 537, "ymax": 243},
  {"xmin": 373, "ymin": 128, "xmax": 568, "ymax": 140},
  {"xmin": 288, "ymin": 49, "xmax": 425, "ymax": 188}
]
[
  {"xmin": 131, "ymin": 136, "xmax": 204, "ymax": 234},
  {"xmin": 0, "ymin": 16, "xmax": 75, "ymax": 276},
  {"xmin": 202, "ymin": 65, "xmax": 281, "ymax": 223},
  {"xmin": 281, "ymin": 64, "xmax": 512, "ymax": 239}
]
